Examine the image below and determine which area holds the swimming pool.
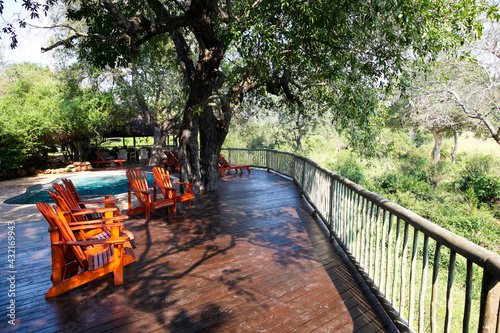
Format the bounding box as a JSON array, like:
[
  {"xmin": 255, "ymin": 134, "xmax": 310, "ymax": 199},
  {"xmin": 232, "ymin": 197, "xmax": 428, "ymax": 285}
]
[{"xmin": 5, "ymin": 171, "xmax": 155, "ymax": 205}]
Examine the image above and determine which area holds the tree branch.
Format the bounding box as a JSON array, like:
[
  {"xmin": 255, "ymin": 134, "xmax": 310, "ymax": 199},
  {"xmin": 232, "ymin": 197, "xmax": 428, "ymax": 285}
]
[
  {"xmin": 142, "ymin": 0, "xmax": 156, "ymax": 32},
  {"xmin": 99, "ymin": 0, "xmax": 133, "ymax": 32},
  {"xmin": 172, "ymin": 29, "xmax": 195, "ymax": 92},
  {"xmin": 41, "ymin": 32, "xmax": 121, "ymax": 52}
]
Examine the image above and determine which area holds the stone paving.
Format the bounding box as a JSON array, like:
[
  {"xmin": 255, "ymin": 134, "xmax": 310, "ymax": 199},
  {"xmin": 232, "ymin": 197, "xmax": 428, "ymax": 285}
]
[{"xmin": 0, "ymin": 173, "xmax": 65, "ymax": 224}]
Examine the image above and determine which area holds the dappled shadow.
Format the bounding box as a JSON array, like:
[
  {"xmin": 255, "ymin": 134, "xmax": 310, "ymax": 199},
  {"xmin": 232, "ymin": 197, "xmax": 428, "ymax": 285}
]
[{"xmin": 1, "ymin": 169, "xmax": 395, "ymax": 332}]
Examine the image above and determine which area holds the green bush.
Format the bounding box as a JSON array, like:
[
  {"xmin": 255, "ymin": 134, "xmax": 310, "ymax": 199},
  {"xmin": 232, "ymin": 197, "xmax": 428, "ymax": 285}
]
[
  {"xmin": 329, "ymin": 154, "xmax": 365, "ymax": 184},
  {"xmin": 458, "ymin": 155, "xmax": 500, "ymax": 203},
  {"xmin": 377, "ymin": 172, "xmax": 434, "ymax": 201}
]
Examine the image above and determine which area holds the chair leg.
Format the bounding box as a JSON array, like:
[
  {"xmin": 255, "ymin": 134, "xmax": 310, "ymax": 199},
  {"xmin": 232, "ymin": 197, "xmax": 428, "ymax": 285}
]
[
  {"xmin": 127, "ymin": 185, "xmax": 132, "ymax": 213},
  {"xmin": 113, "ymin": 244, "xmax": 124, "ymax": 286},
  {"xmin": 51, "ymin": 245, "xmax": 64, "ymax": 284}
]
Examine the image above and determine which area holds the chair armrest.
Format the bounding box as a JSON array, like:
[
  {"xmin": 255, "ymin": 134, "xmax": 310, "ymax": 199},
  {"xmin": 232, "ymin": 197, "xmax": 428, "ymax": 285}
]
[
  {"xmin": 68, "ymin": 216, "xmax": 129, "ymax": 226},
  {"xmin": 52, "ymin": 236, "xmax": 129, "ymax": 246},
  {"xmin": 71, "ymin": 207, "xmax": 118, "ymax": 216},
  {"xmin": 171, "ymin": 182, "xmax": 194, "ymax": 187},
  {"xmin": 171, "ymin": 182, "xmax": 193, "ymax": 192},
  {"xmin": 69, "ymin": 222, "xmax": 124, "ymax": 231},
  {"xmin": 78, "ymin": 198, "xmax": 118, "ymax": 204},
  {"xmin": 157, "ymin": 186, "xmax": 176, "ymax": 191},
  {"xmin": 79, "ymin": 194, "xmax": 115, "ymax": 199}
]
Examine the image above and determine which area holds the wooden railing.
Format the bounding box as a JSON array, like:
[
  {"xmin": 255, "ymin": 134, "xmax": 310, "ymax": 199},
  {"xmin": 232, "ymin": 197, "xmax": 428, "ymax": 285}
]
[{"xmin": 222, "ymin": 148, "xmax": 500, "ymax": 333}]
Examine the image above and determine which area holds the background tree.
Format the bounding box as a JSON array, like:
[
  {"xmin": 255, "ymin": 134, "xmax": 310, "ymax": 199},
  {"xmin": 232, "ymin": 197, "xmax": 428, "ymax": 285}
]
[
  {"xmin": 392, "ymin": 61, "xmax": 478, "ymax": 164},
  {"xmin": 396, "ymin": 16, "xmax": 500, "ymax": 162},
  {"xmin": 231, "ymin": 94, "xmax": 326, "ymax": 153},
  {"xmin": 0, "ymin": 60, "xmax": 132, "ymax": 177},
  {"xmin": 56, "ymin": 63, "xmax": 130, "ymax": 161},
  {"xmin": 112, "ymin": 38, "xmax": 184, "ymax": 166},
  {"xmin": 0, "ymin": 62, "xmax": 61, "ymax": 175}
]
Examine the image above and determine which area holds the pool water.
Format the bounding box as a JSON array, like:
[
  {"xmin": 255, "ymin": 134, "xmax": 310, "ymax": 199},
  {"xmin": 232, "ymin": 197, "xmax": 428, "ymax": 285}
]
[{"xmin": 5, "ymin": 171, "xmax": 155, "ymax": 205}]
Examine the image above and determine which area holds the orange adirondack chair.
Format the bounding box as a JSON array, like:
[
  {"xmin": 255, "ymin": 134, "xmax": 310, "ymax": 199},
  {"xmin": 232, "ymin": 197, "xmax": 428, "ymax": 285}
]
[
  {"xmin": 218, "ymin": 154, "xmax": 253, "ymax": 176},
  {"xmin": 91, "ymin": 151, "xmax": 126, "ymax": 167},
  {"xmin": 61, "ymin": 178, "xmax": 122, "ymax": 216},
  {"xmin": 48, "ymin": 186, "xmax": 133, "ymax": 242},
  {"xmin": 160, "ymin": 151, "xmax": 180, "ymax": 172},
  {"xmin": 126, "ymin": 168, "xmax": 176, "ymax": 219},
  {"xmin": 37, "ymin": 202, "xmax": 135, "ymax": 298},
  {"xmin": 152, "ymin": 167, "xmax": 195, "ymax": 210}
]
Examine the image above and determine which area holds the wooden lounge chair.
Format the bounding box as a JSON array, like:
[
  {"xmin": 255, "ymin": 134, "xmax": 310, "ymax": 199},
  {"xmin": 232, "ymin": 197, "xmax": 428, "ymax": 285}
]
[
  {"xmin": 152, "ymin": 167, "xmax": 195, "ymax": 211},
  {"xmin": 91, "ymin": 151, "xmax": 126, "ymax": 167},
  {"xmin": 218, "ymin": 154, "xmax": 253, "ymax": 176},
  {"xmin": 48, "ymin": 185, "xmax": 133, "ymax": 241},
  {"xmin": 126, "ymin": 168, "xmax": 176, "ymax": 219},
  {"xmin": 37, "ymin": 202, "xmax": 135, "ymax": 298},
  {"xmin": 160, "ymin": 151, "xmax": 180, "ymax": 172},
  {"xmin": 61, "ymin": 178, "xmax": 122, "ymax": 216}
]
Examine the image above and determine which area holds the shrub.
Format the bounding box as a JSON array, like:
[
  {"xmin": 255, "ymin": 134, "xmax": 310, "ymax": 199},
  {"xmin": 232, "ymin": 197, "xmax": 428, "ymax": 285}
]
[
  {"xmin": 329, "ymin": 154, "xmax": 365, "ymax": 184},
  {"xmin": 377, "ymin": 171, "xmax": 434, "ymax": 201},
  {"xmin": 458, "ymin": 155, "xmax": 500, "ymax": 203}
]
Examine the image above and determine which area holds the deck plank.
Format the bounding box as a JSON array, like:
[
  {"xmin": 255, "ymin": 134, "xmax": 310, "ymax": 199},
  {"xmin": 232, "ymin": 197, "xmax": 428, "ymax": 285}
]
[{"xmin": 0, "ymin": 170, "xmax": 397, "ymax": 332}]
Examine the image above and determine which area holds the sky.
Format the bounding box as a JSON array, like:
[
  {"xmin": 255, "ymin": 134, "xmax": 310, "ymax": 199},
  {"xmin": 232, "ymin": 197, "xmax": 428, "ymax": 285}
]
[{"xmin": 1, "ymin": 0, "xmax": 55, "ymax": 67}]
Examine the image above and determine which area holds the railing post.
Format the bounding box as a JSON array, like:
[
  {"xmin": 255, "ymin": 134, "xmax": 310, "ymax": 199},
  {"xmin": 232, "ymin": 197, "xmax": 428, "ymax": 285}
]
[
  {"xmin": 328, "ymin": 176, "xmax": 335, "ymax": 237},
  {"xmin": 480, "ymin": 271, "xmax": 500, "ymax": 333},
  {"xmin": 301, "ymin": 158, "xmax": 306, "ymax": 194},
  {"xmin": 266, "ymin": 150, "xmax": 270, "ymax": 172}
]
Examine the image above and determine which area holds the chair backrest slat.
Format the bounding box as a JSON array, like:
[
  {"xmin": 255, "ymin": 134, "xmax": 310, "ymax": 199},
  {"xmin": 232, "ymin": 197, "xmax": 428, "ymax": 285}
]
[
  {"xmin": 126, "ymin": 169, "xmax": 150, "ymax": 205},
  {"xmin": 37, "ymin": 202, "xmax": 88, "ymax": 269},
  {"xmin": 51, "ymin": 185, "xmax": 87, "ymax": 222},
  {"xmin": 219, "ymin": 154, "xmax": 230, "ymax": 168},
  {"xmin": 153, "ymin": 167, "xmax": 174, "ymax": 199},
  {"xmin": 47, "ymin": 189, "xmax": 90, "ymax": 241},
  {"xmin": 95, "ymin": 151, "xmax": 105, "ymax": 161},
  {"xmin": 62, "ymin": 178, "xmax": 82, "ymax": 201}
]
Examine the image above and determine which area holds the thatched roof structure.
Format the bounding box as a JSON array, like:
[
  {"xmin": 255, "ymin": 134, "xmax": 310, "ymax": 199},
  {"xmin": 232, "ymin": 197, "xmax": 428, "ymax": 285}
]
[{"xmin": 103, "ymin": 116, "xmax": 154, "ymax": 138}]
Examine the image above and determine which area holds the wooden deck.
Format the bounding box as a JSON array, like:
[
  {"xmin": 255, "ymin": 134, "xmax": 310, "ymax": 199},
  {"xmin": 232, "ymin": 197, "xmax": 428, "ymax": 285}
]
[{"xmin": 0, "ymin": 170, "xmax": 397, "ymax": 332}]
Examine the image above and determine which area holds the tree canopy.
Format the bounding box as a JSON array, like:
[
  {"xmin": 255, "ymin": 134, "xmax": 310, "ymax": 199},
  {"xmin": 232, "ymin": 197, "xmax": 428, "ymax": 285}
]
[
  {"xmin": 2, "ymin": 0, "xmax": 496, "ymax": 191},
  {"xmin": 0, "ymin": 63, "xmax": 61, "ymax": 174},
  {"xmin": 0, "ymin": 61, "xmax": 131, "ymax": 177}
]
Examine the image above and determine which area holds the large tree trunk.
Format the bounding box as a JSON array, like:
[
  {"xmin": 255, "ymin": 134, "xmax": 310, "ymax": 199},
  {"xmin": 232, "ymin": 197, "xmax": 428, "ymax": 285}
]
[
  {"xmin": 178, "ymin": 106, "xmax": 201, "ymax": 192},
  {"xmin": 199, "ymin": 106, "xmax": 230, "ymax": 192},
  {"xmin": 177, "ymin": 42, "xmax": 227, "ymax": 191},
  {"xmin": 149, "ymin": 125, "xmax": 167, "ymax": 166},
  {"xmin": 430, "ymin": 127, "xmax": 446, "ymax": 164},
  {"xmin": 451, "ymin": 126, "xmax": 458, "ymax": 165}
]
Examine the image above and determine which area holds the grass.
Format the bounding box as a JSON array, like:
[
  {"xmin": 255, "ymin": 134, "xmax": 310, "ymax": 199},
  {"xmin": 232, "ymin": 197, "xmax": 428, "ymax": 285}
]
[{"xmin": 455, "ymin": 133, "xmax": 500, "ymax": 157}]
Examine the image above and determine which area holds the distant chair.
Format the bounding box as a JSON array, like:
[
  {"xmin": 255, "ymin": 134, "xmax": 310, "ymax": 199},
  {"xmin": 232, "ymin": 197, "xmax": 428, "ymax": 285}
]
[
  {"xmin": 160, "ymin": 151, "xmax": 180, "ymax": 172},
  {"xmin": 153, "ymin": 167, "xmax": 195, "ymax": 211},
  {"xmin": 118, "ymin": 149, "xmax": 127, "ymax": 160},
  {"xmin": 90, "ymin": 151, "xmax": 126, "ymax": 167},
  {"xmin": 218, "ymin": 154, "xmax": 253, "ymax": 176},
  {"xmin": 126, "ymin": 168, "xmax": 176, "ymax": 220},
  {"xmin": 128, "ymin": 149, "xmax": 137, "ymax": 161},
  {"xmin": 139, "ymin": 148, "xmax": 149, "ymax": 161}
]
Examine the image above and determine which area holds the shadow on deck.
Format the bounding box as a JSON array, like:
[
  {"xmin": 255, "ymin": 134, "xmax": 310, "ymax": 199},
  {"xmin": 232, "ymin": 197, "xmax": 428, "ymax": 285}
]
[{"xmin": 0, "ymin": 169, "xmax": 397, "ymax": 332}]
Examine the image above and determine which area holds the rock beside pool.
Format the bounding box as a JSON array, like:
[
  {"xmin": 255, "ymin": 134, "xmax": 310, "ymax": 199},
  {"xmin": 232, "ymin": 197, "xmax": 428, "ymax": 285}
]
[
  {"xmin": 67, "ymin": 162, "xmax": 93, "ymax": 172},
  {"xmin": 41, "ymin": 161, "xmax": 93, "ymax": 174}
]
